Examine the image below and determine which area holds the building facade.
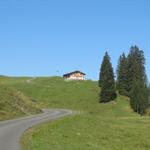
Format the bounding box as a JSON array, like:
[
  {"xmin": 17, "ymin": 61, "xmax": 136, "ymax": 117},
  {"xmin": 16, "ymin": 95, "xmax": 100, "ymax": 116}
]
[{"xmin": 63, "ymin": 71, "xmax": 86, "ymax": 80}]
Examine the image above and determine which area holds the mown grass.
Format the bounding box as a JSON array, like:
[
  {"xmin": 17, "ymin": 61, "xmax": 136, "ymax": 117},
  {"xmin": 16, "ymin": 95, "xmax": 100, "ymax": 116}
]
[{"xmin": 1, "ymin": 76, "xmax": 150, "ymax": 149}]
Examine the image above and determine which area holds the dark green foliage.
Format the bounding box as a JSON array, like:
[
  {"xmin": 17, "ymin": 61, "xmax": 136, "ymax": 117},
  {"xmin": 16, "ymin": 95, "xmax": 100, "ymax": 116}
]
[
  {"xmin": 117, "ymin": 53, "xmax": 128, "ymax": 96},
  {"xmin": 148, "ymin": 84, "xmax": 150, "ymax": 106},
  {"xmin": 99, "ymin": 52, "xmax": 117, "ymax": 103},
  {"xmin": 126, "ymin": 46, "xmax": 148, "ymax": 114},
  {"xmin": 130, "ymin": 80, "xmax": 148, "ymax": 115},
  {"xmin": 148, "ymin": 84, "xmax": 150, "ymax": 96},
  {"xmin": 116, "ymin": 45, "xmax": 149, "ymax": 114},
  {"xmin": 126, "ymin": 46, "xmax": 147, "ymax": 96}
]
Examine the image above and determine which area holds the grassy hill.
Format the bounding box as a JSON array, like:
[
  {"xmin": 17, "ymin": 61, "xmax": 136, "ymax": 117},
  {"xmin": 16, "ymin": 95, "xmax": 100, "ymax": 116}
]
[
  {"xmin": 1, "ymin": 76, "xmax": 150, "ymax": 149},
  {"xmin": 0, "ymin": 77, "xmax": 40, "ymax": 120},
  {"xmin": 0, "ymin": 77, "xmax": 100, "ymax": 111},
  {"xmin": 0, "ymin": 77, "xmax": 137, "ymax": 116}
]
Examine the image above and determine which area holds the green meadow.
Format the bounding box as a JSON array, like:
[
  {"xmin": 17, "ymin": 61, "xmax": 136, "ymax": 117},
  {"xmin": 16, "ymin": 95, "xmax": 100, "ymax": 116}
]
[
  {"xmin": 0, "ymin": 76, "xmax": 40, "ymax": 120},
  {"xmin": 0, "ymin": 76, "xmax": 150, "ymax": 149}
]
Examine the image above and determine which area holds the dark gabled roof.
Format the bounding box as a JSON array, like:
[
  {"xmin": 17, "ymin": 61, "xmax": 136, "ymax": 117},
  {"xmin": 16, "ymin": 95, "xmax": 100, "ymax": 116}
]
[{"xmin": 63, "ymin": 70, "xmax": 86, "ymax": 77}]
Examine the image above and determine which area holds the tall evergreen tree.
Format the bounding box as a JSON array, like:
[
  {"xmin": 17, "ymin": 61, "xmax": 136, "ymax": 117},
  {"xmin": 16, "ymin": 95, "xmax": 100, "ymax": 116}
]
[
  {"xmin": 126, "ymin": 45, "xmax": 149, "ymax": 114},
  {"xmin": 130, "ymin": 80, "xmax": 148, "ymax": 115},
  {"xmin": 126, "ymin": 45, "xmax": 147, "ymax": 96},
  {"xmin": 99, "ymin": 52, "xmax": 117, "ymax": 103},
  {"xmin": 117, "ymin": 53, "xmax": 128, "ymax": 96}
]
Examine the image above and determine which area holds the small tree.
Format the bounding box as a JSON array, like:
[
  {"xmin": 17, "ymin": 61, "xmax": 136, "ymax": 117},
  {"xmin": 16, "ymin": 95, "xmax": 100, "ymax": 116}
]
[{"xmin": 99, "ymin": 52, "xmax": 117, "ymax": 103}]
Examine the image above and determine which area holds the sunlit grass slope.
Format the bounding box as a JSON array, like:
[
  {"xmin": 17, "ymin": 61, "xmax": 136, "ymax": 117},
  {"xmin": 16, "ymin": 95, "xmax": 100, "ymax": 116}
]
[
  {"xmin": 0, "ymin": 76, "xmax": 140, "ymax": 116},
  {"xmin": 1, "ymin": 76, "xmax": 150, "ymax": 149},
  {"xmin": 0, "ymin": 77, "xmax": 40, "ymax": 120},
  {"xmin": 22, "ymin": 95, "xmax": 150, "ymax": 150},
  {"xmin": 0, "ymin": 77, "xmax": 100, "ymax": 111}
]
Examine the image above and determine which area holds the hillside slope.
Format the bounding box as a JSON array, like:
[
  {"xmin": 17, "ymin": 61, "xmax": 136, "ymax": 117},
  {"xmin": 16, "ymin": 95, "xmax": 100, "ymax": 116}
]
[
  {"xmin": 0, "ymin": 77, "xmax": 135, "ymax": 114},
  {"xmin": 0, "ymin": 76, "xmax": 138, "ymax": 118},
  {"xmin": 0, "ymin": 85, "xmax": 40, "ymax": 120},
  {"xmin": 1, "ymin": 76, "xmax": 150, "ymax": 149},
  {"xmin": 18, "ymin": 77, "xmax": 150, "ymax": 150},
  {"xmin": 0, "ymin": 77, "xmax": 99, "ymax": 110}
]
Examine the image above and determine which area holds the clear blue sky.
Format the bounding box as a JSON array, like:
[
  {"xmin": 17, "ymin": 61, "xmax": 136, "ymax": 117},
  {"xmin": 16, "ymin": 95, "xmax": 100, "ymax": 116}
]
[{"xmin": 0, "ymin": 0, "xmax": 150, "ymax": 80}]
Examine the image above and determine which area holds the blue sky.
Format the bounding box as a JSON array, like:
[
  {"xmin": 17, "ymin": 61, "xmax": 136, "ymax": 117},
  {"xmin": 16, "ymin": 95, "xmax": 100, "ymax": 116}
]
[{"xmin": 0, "ymin": 0, "xmax": 150, "ymax": 80}]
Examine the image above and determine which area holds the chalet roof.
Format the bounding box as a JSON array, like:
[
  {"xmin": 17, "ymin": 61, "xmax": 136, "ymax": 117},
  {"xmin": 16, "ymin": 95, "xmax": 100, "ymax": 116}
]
[{"xmin": 63, "ymin": 70, "xmax": 86, "ymax": 77}]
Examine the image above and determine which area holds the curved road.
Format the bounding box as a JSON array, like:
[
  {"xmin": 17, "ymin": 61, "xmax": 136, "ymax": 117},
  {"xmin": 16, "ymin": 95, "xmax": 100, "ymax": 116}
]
[{"xmin": 0, "ymin": 109, "xmax": 72, "ymax": 150}]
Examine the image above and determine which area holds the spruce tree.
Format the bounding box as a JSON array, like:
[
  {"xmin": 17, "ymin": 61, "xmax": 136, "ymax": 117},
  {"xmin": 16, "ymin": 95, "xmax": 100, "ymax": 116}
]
[
  {"xmin": 130, "ymin": 80, "xmax": 148, "ymax": 115},
  {"xmin": 126, "ymin": 45, "xmax": 146, "ymax": 96},
  {"xmin": 117, "ymin": 53, "xmax": 128, "ymax": 96},
  {"xmin": 127, "ymin": 45, "xmax": 149, "ymax": 114},
  {"xmin": 99, "ymin": 52, "xmax": 117, "ymax": 103}
]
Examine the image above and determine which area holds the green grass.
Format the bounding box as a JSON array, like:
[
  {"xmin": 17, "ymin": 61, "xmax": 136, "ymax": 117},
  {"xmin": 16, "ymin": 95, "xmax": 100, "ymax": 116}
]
[
  {"xmin": 1, "ymin": 76, "xmax": 150, "ymax": 149},
  {"xmin": 0, "ymin": 77, "xmax": 100, "ymax": 111},
  {"xmin": 22, "ymin": 114, "xmax": 150, "ymax": 150},
  {"xmin": 0, "ymin": 77, "xmax": 40, "ymax": 120}
]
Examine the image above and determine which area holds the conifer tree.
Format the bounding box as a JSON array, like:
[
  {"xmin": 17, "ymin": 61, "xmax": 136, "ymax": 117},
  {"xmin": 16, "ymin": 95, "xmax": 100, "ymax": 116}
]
[
  {"xmin": 127, "ymin": 45, "xmax": 149, "ymax": 114},
  {"xmin": 130, "ymin": 80, "xmax": 148, "ymax": 115},
  {"xmin": 99, "ymin": 52, "xmax": 117, "ymax": 103},
  {"xmin": 117, "ymin": 53, "xmax": 128, "ymax": 96},
  {"xmin": 126, "ymin": 45, "xmax": 146, "ymax": 96}
]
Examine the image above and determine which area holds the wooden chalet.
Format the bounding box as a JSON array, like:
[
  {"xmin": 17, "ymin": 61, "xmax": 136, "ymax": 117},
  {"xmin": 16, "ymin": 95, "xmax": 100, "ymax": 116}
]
[{"xmin": 63, "ymin": 71, "xmax": 86, "ymax": 80}]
